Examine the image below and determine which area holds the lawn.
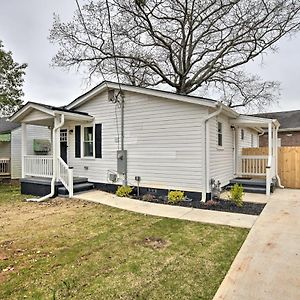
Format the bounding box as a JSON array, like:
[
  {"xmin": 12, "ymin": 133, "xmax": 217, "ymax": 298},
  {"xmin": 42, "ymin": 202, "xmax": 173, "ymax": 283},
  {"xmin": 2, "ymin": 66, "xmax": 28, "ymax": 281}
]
[{"xmin": 0, "ymin": 184, "xmax": 248, "ymax": 300}]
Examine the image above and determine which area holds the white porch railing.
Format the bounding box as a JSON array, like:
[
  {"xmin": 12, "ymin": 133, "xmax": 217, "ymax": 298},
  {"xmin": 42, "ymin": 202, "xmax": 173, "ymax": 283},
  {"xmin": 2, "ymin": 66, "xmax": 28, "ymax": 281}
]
[
  {"xmin": 24, "ymin": 155, "xmax": 53, "ymax": 178},
  {"xmin": 58, "ymin": 157, "xmax": 73, "ymax": 197},
  {"xmin": 0, "ymin": 158, "xmax": 10, "ymax": 175},
  {"xmin": 240, "ymin": 155, "xmax": 268, "ymax": 176}
]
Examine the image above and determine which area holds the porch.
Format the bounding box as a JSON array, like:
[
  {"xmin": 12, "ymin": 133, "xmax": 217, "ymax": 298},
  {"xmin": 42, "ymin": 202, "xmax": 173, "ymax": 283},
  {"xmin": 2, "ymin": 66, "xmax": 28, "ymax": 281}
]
[
  {"xmin": 0, "ymin": 158, "xmax": 10, "ymax": 177},
  {"xmin": 10, "ymin": 102, "xmax": 95, "ymax": 198},
  {"xmin": 231, "ymin": 116, "xmax": 281, "ymax": 195}
]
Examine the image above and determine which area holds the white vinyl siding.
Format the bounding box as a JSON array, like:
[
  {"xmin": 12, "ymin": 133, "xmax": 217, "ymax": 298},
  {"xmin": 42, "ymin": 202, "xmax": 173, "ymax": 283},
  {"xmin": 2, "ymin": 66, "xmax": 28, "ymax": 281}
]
[
  {"xmin": 209, "ymin": 114, "xmax": 235, "ymax": 187},
  {"xmin": 239, "ymin": 128, "xmax": 259, "ymax": 148},
  {"xmin": 11, "ymin": 125, "xmax": 51, "ymax": 179},
  {"xmin": 67, "ymin": 91, "xmax": 207, "ymax": 193},
  {"xmin": 0, "ymin": 142, "xmax": 11, "ymax": 158}
]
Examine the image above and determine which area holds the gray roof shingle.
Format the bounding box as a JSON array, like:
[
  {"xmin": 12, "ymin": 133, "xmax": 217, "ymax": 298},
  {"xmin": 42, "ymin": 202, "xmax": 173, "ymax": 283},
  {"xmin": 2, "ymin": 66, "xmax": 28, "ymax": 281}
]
[
  {"xmin": 0, "ymin": 117, "xmax": 20, "ymax": 134},
  {"xmin": 253, "ymin": 110, "xmax": 300, "ymax": 130}
]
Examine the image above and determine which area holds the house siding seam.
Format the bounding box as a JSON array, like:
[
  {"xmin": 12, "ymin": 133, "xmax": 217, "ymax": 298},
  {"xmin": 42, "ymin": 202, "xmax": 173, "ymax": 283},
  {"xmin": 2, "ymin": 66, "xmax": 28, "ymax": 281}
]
[{"xmin": 67, "ymin": 91, "xmax": 207, "ymax": 194}]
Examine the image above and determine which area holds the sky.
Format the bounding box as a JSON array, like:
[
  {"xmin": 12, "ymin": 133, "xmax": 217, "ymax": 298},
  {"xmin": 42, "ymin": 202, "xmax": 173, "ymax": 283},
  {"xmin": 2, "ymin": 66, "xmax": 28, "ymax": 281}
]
[{"xmin": 0, "ymin": 0, "xmax": 299, "ymax": 112}]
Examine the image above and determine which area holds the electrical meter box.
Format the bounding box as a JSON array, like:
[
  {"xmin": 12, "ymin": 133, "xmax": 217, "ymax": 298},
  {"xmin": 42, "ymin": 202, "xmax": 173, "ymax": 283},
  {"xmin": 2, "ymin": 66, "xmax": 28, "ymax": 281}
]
[{"xmin": 117, "ymin": 150, "xmax": 127, "ymax": 174}]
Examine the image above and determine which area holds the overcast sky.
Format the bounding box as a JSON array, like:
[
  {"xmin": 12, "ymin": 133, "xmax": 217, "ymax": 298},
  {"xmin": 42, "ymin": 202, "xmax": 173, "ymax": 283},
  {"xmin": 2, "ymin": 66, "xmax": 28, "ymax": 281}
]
[{"xmin": 0, "ymin": 0, "xmax": 299, "ymax": 112}]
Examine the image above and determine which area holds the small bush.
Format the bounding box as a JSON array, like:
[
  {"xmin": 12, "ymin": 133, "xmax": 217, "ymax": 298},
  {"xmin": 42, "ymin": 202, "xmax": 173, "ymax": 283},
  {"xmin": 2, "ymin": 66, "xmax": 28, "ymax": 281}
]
[
  {"xmin": 229, "ymin": 184, "xmax": 244, "ymax": 207},
  {"xmin": 168, "ymin": 190, "xmax": 185, "ymax": 204},
  {"xmin": 116, "ymin": 185, "xmax": 133, "ymax": 197},
  {"xmin": 142, "ymin": 194, "xmax": 156, "ymax": 202}
]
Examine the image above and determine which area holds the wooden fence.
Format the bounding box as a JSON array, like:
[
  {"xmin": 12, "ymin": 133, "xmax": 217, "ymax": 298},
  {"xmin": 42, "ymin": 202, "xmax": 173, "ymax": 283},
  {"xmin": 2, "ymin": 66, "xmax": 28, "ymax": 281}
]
[{"xmin": 242, "ymin": 147, "xmax": 300, "ymax": 189}]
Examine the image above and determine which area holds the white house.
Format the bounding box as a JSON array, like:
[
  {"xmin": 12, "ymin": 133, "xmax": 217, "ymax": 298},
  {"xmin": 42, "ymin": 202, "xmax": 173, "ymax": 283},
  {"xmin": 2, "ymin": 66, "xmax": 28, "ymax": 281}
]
[
  {"xmin": 9, "ymin": 82, "xmax": 281, "ymax": 201},
  {"xmin": 0, "ymin": 117, "xmax": 50, "ymax": 179}
]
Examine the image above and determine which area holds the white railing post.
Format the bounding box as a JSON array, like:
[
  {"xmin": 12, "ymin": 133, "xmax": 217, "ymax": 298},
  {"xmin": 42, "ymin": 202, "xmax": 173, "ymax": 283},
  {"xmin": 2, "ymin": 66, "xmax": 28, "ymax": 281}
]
[
  {"xmin": 240, "ymin": 155, "xmax": 269, "ymax": 176},
  {"xmin": 68, "ymin": 168, "xmax": 74, "ymax": 198},
  {"xmin": 23, "ymin": 155, "xmax": 53, "ymax": 178},
  {"xmin": 57, "ymin": 157, "xmax": 73, "ymax": 197}
]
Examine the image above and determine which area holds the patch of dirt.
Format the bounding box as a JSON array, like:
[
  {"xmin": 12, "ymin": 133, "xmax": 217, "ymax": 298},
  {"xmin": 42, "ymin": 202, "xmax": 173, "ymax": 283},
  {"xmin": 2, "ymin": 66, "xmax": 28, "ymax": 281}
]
[
  {"xmin": 141, "ymin": 237, "xmax": 169, "ymax": 250},
  {"xmin": 0, "ymin": 251, "xmax": 9, "ymax": 261}
]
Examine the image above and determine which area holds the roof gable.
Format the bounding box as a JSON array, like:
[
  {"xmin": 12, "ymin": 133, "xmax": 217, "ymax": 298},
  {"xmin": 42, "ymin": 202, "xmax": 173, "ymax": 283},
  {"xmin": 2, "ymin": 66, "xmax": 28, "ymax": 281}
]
[{"xmin": 66, "ymin": 81, "xmax": 219, "ymax": 110}]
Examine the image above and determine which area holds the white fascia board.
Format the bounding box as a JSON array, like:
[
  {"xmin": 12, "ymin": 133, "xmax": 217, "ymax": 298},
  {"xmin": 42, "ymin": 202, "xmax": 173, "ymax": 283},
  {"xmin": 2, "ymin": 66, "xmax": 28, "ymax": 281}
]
[
  {"xmin": 54, "ymin": 111, "xmax": 94, "ymax": 121},
  {"xmin": 66, "ymin": 81, "xmax": 219, "ymax": 110},
  {"xmin": 10, "ymin": 103, "xmax": 55, "ymax": 123}
]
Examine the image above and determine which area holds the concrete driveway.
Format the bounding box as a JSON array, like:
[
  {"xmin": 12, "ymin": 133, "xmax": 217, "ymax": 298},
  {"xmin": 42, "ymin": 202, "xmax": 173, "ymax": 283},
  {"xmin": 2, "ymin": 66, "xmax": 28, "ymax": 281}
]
[{"xmin": 214, "ymin": 188, "xmax": 300, "ymax": 300}]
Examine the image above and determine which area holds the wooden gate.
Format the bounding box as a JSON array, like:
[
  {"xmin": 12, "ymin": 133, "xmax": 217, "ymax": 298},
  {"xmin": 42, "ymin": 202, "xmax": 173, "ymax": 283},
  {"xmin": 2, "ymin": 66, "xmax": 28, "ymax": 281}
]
[{"xmin": 242, "ymin": 147, "xmax": 300, "ymax": 189}]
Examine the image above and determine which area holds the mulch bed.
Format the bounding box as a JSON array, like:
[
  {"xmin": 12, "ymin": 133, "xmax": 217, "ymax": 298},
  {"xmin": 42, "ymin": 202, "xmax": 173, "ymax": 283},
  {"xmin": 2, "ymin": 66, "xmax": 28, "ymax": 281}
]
[{"xmin": 131, "ymin": 195, "xmax": 265, "ymax": 216}]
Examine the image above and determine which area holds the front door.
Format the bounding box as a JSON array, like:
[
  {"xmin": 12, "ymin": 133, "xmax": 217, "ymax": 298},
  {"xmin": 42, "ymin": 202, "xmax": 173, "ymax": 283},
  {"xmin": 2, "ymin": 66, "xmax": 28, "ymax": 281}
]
[{"xmin": 60, "ymin": 129, "xmax": 68, "ymax": 163}]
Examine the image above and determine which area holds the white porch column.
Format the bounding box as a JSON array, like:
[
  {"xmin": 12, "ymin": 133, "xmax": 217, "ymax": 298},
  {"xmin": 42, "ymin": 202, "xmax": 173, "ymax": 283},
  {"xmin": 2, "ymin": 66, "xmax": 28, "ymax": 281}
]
[
  {"xmin": 272, "ymin": 124, "xmax": 277, "ymax": 178},
  {"xmin": 235, "ymin": 127, "xmax": 240, "ymax": 175},
  {"xmin": 53, "ymin": 117, "xmax": 59, "ymax": 181},
  {"xmin": 268, "ymin": 122, "xmax": 272, "ymax": 158},
  {"xmin": 21, "ymin": 123, "xmax": 27, "ymax": 178}
]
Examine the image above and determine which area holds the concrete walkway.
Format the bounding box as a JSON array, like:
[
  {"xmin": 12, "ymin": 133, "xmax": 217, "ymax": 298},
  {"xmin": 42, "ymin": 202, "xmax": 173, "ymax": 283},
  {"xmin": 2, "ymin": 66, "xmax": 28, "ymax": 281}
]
[
  {"xmin": 214, "ymin": 188, "xmax": 300, "ymax": 300},
  {"xmin": 74, "ymin": 190, "xmax": 257, "ymax": 228}
]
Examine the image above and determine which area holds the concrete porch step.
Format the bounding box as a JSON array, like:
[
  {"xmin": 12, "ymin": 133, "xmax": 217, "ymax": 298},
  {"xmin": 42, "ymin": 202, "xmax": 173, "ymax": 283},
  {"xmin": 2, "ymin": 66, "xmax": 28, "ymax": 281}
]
[
  {"xmin": 58, "ymin": 182, "xmax": 94, "ymax": 196},
  {"xmin": 227, "ymin": 177, "xmax": 275, "ymax": 194},
  {"xmin": 229, "ymin": 178, "xmax": 268, "ymax": 187}
]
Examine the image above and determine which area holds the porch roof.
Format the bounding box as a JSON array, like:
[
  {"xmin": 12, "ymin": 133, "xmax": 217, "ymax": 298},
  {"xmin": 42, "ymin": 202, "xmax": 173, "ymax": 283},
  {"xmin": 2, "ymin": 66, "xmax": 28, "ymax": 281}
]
[
  {"xmin": 231, "ymin": 115, "xmax": 280, "ymax": 129},
  {"xmin": 10, "ymin": 102, "xmax": 94, "ymax": 126}
]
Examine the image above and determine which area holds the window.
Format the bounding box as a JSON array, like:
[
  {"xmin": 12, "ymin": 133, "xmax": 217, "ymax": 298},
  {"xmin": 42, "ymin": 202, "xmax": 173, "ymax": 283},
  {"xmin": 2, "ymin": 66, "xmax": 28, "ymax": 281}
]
[
  {"xmin": 83, "ymin": 126, "xmax": 94, "ymax": 157},
  {"xmin": 60, "ymin": 129, "xmax": 67, "ymax": 142},
  {"xmin": 217, "ymin": 122, "xmax": 223, "ymax": 146},
  {"xmin": 251, "ymin": 134, "xmax": 254, "ymax": 147},
  {"xmin": 241, "ymin": 129, "xmax": 244, "ymax": 140}
]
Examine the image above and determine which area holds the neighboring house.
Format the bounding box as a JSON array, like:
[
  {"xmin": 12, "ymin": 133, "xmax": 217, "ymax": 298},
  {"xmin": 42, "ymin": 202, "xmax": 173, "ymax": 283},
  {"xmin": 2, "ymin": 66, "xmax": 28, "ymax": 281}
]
[
  {"xmin": 254, "ymin": 110, "xmax": 300, "ymax": 147},
  {"xmin": 10, "ymin": 82, "xmax": 281, "ymax": 199},
  {"xmin": 0, "ymin": 117, "xmax": 51, "ymax": 179}
]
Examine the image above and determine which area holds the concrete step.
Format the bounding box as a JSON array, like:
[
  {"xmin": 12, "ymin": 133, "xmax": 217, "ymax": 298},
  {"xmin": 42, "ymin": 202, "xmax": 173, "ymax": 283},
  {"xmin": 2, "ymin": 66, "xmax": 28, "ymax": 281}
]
[
  {"xmin": 226, "ymin": 184, "xmax": 266, "ymax": 194},
  {"xmin": 58, "ymin": 182, "xmax": 94, "ymax": 196},
  {"xmin": 230, "ymin": 178, "xmax": 268, "ymax": 187},
  {"xmin": 73, "ymin": 177, "xmax": 89, "ymax": 184}
]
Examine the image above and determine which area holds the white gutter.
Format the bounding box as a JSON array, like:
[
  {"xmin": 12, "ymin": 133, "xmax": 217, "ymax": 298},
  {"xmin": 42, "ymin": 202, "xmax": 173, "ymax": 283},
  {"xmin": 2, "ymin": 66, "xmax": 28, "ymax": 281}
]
[
  {"xmin": 203, "ymin": 103, "xmax": 223, "ymax": 201},
  {"xmin": 26, "ymin": 114, "xmax": 65, "ymax": 202}
]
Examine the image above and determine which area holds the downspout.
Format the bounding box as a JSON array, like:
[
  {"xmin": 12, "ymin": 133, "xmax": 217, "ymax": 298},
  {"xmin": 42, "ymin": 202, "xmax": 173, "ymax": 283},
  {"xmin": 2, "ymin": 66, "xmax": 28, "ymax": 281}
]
[
  {"xmin": 203, "ymin": 103, "xmax": 223, "ymax": 201},
  {"xmin": 275, "ymin": 123, "xmax": 284, "ymax": 188},
  {"xmin": 27, "ymin": 114, "xmax": 65, "ymax": 202}
]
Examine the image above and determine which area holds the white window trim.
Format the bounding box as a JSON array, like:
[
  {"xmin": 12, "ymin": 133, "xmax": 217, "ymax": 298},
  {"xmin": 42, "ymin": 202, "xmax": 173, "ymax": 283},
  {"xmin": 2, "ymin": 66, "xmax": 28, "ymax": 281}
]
[
  {"xmin": 81, "ymin": 123, "xmax": 95, "ymax": 159},
  {"xmin": 217, "ymin": 121, "xmax": 223, "ymax": 149}
]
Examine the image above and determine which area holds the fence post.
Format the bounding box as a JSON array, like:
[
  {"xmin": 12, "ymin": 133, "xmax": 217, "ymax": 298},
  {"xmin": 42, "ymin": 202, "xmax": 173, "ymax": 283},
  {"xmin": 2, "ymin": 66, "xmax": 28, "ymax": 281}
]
[{"xmin": 68, "ymin": 167, "xmax": 74, "ymax": 198}]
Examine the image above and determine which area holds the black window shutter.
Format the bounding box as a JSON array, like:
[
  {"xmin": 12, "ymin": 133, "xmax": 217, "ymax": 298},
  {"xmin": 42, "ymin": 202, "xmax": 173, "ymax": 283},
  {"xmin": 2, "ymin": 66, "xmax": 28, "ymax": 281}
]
[
  {"xmin": 75, "ymin": 125, "xmax": 81, "ymax": 158},
  {"xmin": 95, "ymin": 123, "xmax": 102, "ymax": 158}
]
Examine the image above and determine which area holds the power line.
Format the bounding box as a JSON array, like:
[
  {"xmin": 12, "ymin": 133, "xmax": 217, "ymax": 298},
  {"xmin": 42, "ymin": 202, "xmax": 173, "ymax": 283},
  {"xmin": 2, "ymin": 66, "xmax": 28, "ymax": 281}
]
[
  {"xmin": 75, "ymin": 0, "xmax": 106, "ymax": 82},
  {"xmin": 104, "ymin": 0, "xmax": 123, "ymax": 93}
]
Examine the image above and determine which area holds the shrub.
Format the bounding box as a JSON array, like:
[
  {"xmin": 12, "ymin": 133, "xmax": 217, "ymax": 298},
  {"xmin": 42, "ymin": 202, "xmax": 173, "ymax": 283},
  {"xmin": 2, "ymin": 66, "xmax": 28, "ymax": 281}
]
[
  {"xmin": 168, "ymin": 190, "xmax": 185, "ymax": 204},
  {"xmin": 229, "ymin": 184, "xmax": 244, "ymax": 207},
  {"xmin": 142, "ymin": 194, "xmax": 156, "ymax": 202},
  {"xmin": 116, "ymin": 185, "xmax": 133, "ymax": 197}
]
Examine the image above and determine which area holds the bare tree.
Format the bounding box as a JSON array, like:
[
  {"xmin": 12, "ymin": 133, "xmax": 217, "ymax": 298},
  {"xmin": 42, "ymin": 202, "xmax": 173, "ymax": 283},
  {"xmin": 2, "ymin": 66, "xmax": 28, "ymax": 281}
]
[{"xmin": 50, "ymin": 0, "xmax": 300, "ymax": 110}]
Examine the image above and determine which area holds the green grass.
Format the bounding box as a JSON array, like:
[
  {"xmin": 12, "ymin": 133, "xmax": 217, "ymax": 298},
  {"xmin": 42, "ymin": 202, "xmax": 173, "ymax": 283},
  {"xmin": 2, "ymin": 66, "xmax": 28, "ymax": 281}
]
[{"xmin": 0, "ymin": 184, "xmax": 248, "ymax": 299}]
